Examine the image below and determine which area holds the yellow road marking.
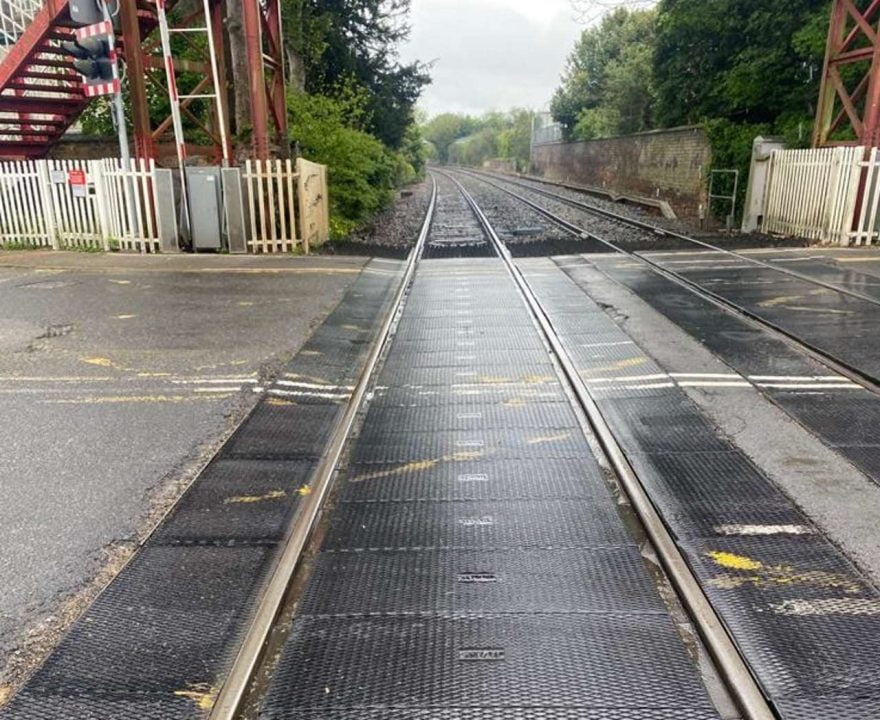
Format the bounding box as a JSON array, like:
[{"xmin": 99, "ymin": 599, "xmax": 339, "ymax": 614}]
[
  {"xmin": 173, "ymin": 684, "xmax": 218, "ymax": 711},
  {"xmin": 298, "ymin": 484, "xmax": 312, "ymax": 496},
  {"xmin": 225, "ymin": 490, "xmax": 286, "ymax": 505},
  {"xmin": 758, "ymin": 294, "xmax": 802, "ymax": 308},
  {"xmin": 114, "ymin": 314, "xmax": 137, "ymax": 319},
  {"xmin": 40, "ymin": 395, "xmax": 218, "ymax": 404},
  {"xmin": 707, "ymin": 550, "xmax": 863, "ymax": 592},
  {"xmin": 527, "ymin": 432, "xmax": 571, "ymax": 445},
  {"xmin": 351, "ymin": 451, "xmax": 483, "ymax": 482},
  {"xmin": 0, "ymin": 686, "xmax": 10, "ymax": 706},
  {"xmin": 81, "ymin": 356, "xmax": 125, "ymax": 370}
]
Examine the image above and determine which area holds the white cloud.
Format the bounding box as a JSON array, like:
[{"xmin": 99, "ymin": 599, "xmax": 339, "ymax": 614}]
[{"xmin": 400, "ymin": 0, "xmax": 583, "ymax": 117}]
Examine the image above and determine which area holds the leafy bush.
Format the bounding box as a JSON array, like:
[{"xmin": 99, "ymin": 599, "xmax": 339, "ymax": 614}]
[{"xmin": 289, "ymin": 90, "xmax": 397, "ymax": 237}]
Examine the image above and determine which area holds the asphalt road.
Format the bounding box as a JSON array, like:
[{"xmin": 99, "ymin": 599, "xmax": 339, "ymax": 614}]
[{"xmin": 0, "ymin": 251, "xmax": 367, "ymax": 689}]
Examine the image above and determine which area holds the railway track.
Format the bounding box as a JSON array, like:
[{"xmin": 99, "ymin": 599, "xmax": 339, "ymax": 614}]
[
  {"xmin": 207, "ymin": 170, "xmax": 774, "ymax": 720},
  {"xmin": 457, "ymin": 167, "xmax": 880, "ymax": 393}
]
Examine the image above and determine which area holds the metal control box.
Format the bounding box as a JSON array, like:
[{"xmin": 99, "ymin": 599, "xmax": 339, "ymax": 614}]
[{"xmin": 186, "ymin": 166, "xmax": 223, "ymax": 250}]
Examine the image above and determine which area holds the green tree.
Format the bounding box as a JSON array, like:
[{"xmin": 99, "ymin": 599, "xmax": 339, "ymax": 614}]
[
  {"xmin": 284, "ymin": 0, "xmax": 432, "ymax": 149},
  {"xmin": 421, "ymin": 113, "xmax": 480, "ymax": 163},
  {"xmin": 653, "ymin": 0, "xmax": 828, "ymax": 131},
  {"xmin": 551, "ymin": 7, "xmax": 657, "ymax": 139}
]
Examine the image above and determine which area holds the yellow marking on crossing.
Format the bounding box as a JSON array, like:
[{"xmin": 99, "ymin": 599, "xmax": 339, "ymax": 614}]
[
  {"xmin": 114, "ymin": 314, "xmax": 137, "ymax": 319},
  {"xmin": 708, "ymin": 551, "xmax": 762, "ymax": 571},
  {"xmin": 109, "ymin": 279, "xmax": 131, "ymax": 285},
  {"xmin": 81, "ymin": 356, "xmax": 125, "ymax": 370},
  {"xmin": 267, "ymin": 397, "xmax": 296, "ymax": 406},
  {"xmin": 707, "ymin": 551, "xmax": 863, "ymax": 593},
  {"xmin": 528, "ymin": 432, "xmax": 572, "ymax": 445},
  {"xmin": 476, "ymin": 375, "xmax": 513, "ymax": 384},
  {"xmin": 758, "ymin": 294, "xmax": 802, "ymax": 308},
  {"xmin": 0, "ymin": 686, "xmax": 11, "ymax": 706},
  {"xmin": 173, "ymin": 684, "xmax": 218, "ymax": 711},
  {"xmin": 351, "ymin": 451, "xmax": 484, "ymax": 482},
  {"xmin": 298, "ymin": 484, "xmax": 313, "ymax": 496},
  {"xmin": 504, "ymin": 397, "xmax": 527, "ymax": 407},
  {"xmin": 137, "ymin": 371, "xmax": 171, "ymax": 377},
  {"xmin": 225, "ymin": 490, "xmax": 286, "ymax": 505}
]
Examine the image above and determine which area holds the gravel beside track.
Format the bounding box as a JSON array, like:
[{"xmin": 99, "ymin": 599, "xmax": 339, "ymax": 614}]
[
  {"xmin": 480, "ymin": 171, "xmax": 808, "ymax": 249},
  {"xmin": 326, "ymin": 181, "xmax": 432, "ymax": 258}
]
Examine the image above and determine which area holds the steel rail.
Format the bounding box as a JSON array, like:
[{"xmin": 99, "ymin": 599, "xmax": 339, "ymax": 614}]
[
  {"xmin": 467, "ymin": 167, "xmax": 880, "ymax": 309},
  {"xmin": 443, "ymin": 170, "xmax": 778, "ymax": 720},
  {"xmin": 455, "ymin": 168, "xmax": 880, "ymax": 395},
  {"xmin": 209, "ymin": 176, "xmax": 438, "ymax": 720}
]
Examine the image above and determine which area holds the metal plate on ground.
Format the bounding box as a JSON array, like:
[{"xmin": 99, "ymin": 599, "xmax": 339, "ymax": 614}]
[
  {"xmin": 370, "ymin": 383, "xmax": 569, "ymax": 408},
  {"xmin": 221, "ymin": 402, "xmax": 341, "ymax": 460},
  {"xmin": 259, "ymin": 614, "xmax": 718, "ymax": 714},
  {"xmin": 322, "ymin": 498, "xmax": 633, "ymax": 550},
  {"xmin": 376, "ymin": 364, "xmax": 556, "ymax": 388},
  {"xmin": 597, "ymin": 394, "xmax": 731, "ymax": 453},
  {"xmin": 152, "ymin": 459, "xmax": 315, "ymax": 544},
  {"xmin": 679, "ymin": 534, "xmax": 880, "ymax": 704},
  {"xmin": 300, "ymin": 547, "xmax": 665, "ymax": 616},
  {"xmin": 360, "ymin": 401, "xmax": 579, "ymax": 433},
  {"xmin": 20, "ymin": 545, "xmax": 274, "ymax": 697},
  {"xmin": 340, "ymin": 457, "xmax": 606, "ymax": 502},
  {"xmin": 263, "ymin": 710, "xmax": 717, "ymax": 720},
  {"xmin": 381, "ymin": 348, "xmax": 552, "ymax": 369},
  {"xmin": 351, "ymin": 428, "xmax": 589, "ymax": 463}
]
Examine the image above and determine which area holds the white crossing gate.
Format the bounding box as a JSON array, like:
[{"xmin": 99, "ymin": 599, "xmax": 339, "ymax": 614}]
[
  {"xmin": 0, "ymin": 160, "xmax": 53, "ymax": 247},
  {"xmin": 243, "ymin": 158, "xmax": 301, "ymax": 253},
  {"xmin": 98, "ymin": 158, "xmax": 160, "ymax": 253},
  {"xmin": 0, "ymin": 157, "xmax": 160, "ymax": 252},
  {"xmin": 762, "ymin": 146, "xmax": 863, "ymax": 245},
  {"xmin": 243, "ymin": 158, "xmax": 331, "ymax": 254}
]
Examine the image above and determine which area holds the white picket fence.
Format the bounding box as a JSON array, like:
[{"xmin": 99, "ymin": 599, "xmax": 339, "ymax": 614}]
[
  {"xmin": 0, "ymin": 157, "xmax": 161, "ymax": 252},
  {"xmin": 243, "ymin": 157, "xmax": 330, "ymax": 253},
  {"xmin": 761, "ymin": 145, "xmax": 880, "ymax": 246}
]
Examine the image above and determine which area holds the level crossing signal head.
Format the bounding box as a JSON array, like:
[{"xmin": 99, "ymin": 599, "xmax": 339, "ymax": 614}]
[
  {"xmin": 61, "ymin": 38, "xmax": 114, "ymax": 82},
  {"xmin": 69, "ymin": 0, "xmax": 119, "ymax": 26}
]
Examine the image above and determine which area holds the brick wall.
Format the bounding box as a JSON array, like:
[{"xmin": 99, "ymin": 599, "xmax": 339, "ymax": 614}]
[{"xmin": 530, "ymin": 125, "xmax": 712, "ymax": 218}]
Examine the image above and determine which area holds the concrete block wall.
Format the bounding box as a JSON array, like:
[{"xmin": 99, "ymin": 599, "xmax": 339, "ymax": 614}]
[{"xmin": 531, "ymin": 125, "xmax": 711, "ymax": 219}]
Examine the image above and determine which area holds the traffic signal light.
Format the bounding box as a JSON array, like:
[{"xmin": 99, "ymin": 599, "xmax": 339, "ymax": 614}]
[
  {"xmin": 69, "ymin": 0, "xmax": 119, "ymax": 26},
  {"xmin": 62, "ymin": 38, "xmax": 113, "ymax": 80},
  {"xmin": 61, "ymin": 36, "xmax": 119, "ymax": 96}
]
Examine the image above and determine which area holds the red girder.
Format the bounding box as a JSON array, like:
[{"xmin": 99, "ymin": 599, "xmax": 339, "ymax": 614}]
[{"xmin": 815, "ymin": 0, "xmax": 880, "ymax": 147}]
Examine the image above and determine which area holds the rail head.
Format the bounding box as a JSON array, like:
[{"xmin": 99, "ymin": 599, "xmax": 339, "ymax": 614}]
[
  {"xmin": 444, "ymin": 169, "xmax": 777, "ymax": 720},
  {"xmin": 208, "ymin": 175, "xmax": 438, "ymax": 720}
]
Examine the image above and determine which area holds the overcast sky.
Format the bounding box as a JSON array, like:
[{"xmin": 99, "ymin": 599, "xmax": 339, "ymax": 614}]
[{"xmin": 399, "ymin": 0, "xmax": 585, "ymax": 118}]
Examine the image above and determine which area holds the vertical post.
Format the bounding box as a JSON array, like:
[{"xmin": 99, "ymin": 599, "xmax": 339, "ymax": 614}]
[
  {"xmin": 242, "ymin": 0, "xmax": 270, "ymax": 160},
  {"xmin": 155, "ymin": 0, "xmax": 192, "ymax": 241},
  {"xmin": 210, "ymin": 0, "xmax": 233, "ymax": 164},
  {"xmin": 35, "ymin": 160, "xmax": 59, "ymax": 249},
  {"xmin": 119, "ymin": 0, "xmax": 155, "ymax": 160}
]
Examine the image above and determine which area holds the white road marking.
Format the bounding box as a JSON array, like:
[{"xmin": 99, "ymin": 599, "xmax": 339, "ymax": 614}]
[
  {"xmin": 715, "ymin": 524, "xmax": 814, "ymax": 536},
  {"xmin": 771, "ymin": 599, "xmax": 880, "ymax": 617}
]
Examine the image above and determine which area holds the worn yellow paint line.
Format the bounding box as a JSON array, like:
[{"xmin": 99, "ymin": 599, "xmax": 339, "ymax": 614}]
[
  {"xmin": 708, "ymin": 551, "xmax": 763, "ymax": 571},
  {"xmin": 266, "ymin": 397, "xmax": 296, "ymax": 407},
  {"xmin": 114, "ymin": 314, "xmax": 137, "ymax": 319},
  {"xmin": 225, "ymin": 490, "xmax": 286, "ymax": 505},
  {"xmin": 173, "ymin": 684, "xmax": 218, "ymax": 711},
  {"xmin": 298, "ymin": 485, "xmax": 312, "ymax": 496},
  {"xmin": 351, "ymin": 451, "xmax": 484, "ymax": 482},
  {"xmin": 80, "ymin": 356, "xmax": 125, "ymax": 370},
  {"xmin": 707, "ymin": 550, "xmax": 863, "ymax": 593},
  {"xmin": 583, "ymin": 357, "xmax": 650, "ymax": 376},
  {"xmin": 527, "ymin": 432, "xmax": 572, "ymax": 445},
  {"xmin": 0, "ymin": 686, "xmax": 11, "ymax": 706},
  {"xmin": 757, "ymin": 294, "xmax": 803, "ymax": 308}
]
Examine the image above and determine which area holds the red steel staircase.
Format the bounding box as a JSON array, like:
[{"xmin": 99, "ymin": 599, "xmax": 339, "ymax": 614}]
[{"xmin": 0, "ymin": 0, "xmax": 170, "ymax": 159}]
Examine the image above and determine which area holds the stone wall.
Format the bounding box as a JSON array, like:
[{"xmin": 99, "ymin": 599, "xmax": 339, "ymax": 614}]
[{"xmin": 530, "ymin": 125, "xmax": 712, "ymax": 219}]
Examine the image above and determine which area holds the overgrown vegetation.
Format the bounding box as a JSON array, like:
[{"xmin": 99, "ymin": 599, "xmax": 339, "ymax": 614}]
[
  {"xmin": 422, "ymin": 110, "xmax": 533, "ymax": 170},
  {"xmin": 548, "ymin": 1, "xmax": 833, "ymax": 218}
]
